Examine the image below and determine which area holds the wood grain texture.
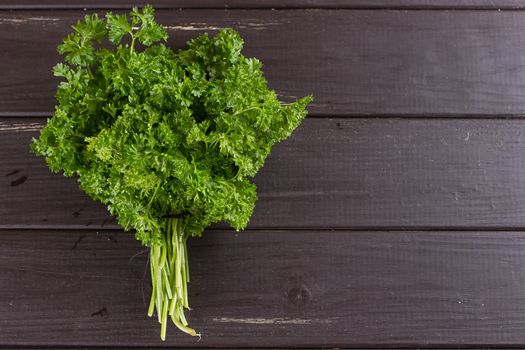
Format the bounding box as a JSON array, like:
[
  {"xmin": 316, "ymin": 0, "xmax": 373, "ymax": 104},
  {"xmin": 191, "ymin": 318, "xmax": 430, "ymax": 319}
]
[
  {"xmin": 3, "ymin": 10, "xmax": 525, "ymax": 117},
  {"xmin": 4, "ymin": 118, "xmax": 525, "ymax": 229},
  {"xmin": 1, "ymin": 0, "xmax": 525, "ymax": 10},
  {"xmin": 2, "ymin": 229, "xmax": 525, "ymax": 347}
]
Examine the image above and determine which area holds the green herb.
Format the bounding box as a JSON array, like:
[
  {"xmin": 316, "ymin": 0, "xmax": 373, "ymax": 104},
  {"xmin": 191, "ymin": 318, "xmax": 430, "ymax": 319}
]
[{"xmin": 32, "ymin": 5, "xmax": 312, "ymax": 340}]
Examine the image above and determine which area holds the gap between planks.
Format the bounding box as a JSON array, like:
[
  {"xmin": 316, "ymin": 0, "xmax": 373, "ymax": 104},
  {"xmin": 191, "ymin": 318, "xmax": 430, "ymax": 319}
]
[{"xmin": 8, "ymin": 226, "xmax": 525, "ymax": 232}]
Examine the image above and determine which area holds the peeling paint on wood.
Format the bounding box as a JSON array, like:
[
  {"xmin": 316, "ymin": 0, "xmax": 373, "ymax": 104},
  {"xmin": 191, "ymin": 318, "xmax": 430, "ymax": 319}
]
[
  {"xmin": 161, "ymin": 21, "xmax": 283, "ymax": 31},
  {"xmin": 0, "ymin": 121, "xmax": 42, "ymax": 132},
  {"xmin": 163, "ymin": 24, "xmax": 222, "ymax": 31},
  {"xmin": 212, "ymin": 317, "xmax": 335, "ymax": 324},
  {"xmin": 0, "ymin": 16, "xmax": 60, "ymax": 24}
]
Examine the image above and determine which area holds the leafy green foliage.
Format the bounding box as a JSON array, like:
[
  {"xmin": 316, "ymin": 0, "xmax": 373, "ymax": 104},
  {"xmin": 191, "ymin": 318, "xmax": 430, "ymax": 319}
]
[
  {"xmin": 33, "ymin": 5, "xmax": 312, "ymax": 339},
  {"xmin": 32, "ymin": 5, "xmax": 312, "ymax": 246}
]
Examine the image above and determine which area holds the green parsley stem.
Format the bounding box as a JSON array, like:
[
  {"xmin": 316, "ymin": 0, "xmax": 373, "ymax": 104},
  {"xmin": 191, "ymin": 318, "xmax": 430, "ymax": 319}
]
[
  {"xmin": 148, "ymin": 217, "xmax": 199, "ymax": 340},
  {"xmin": 130, "ymin": 35, "xmax": 136, "ymax": 55},
  {"xmin": 231, "ymin": 106, "xmax": 261, "ymax": 117}
]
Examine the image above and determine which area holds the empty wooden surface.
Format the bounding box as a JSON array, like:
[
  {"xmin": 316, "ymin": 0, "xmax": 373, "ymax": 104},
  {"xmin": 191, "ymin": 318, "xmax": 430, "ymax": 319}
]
[
  {"xmin": 2, "ymin": 1, "xmax": 525, "ymax": 349},
  {"xmin": 4, "ymin": 10, "xmax": 525, "ymax": 117}
]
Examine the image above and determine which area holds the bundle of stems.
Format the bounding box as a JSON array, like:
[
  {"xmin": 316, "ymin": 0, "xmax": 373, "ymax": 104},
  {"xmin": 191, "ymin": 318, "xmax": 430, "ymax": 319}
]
[{"xmin": 148, "ymin": 218, "xmax": 198, "ymax": 340}]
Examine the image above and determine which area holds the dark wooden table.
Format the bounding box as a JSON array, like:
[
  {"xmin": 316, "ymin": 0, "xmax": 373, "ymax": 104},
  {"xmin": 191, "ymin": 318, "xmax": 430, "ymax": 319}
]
[{"xmin": 3, "ymin": 1, "xmax": 525, "ymax": 348}]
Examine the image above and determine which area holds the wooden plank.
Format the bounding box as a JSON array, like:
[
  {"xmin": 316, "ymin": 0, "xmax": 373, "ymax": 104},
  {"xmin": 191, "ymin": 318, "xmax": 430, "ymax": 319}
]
[
  {"xmin": 4, "ymin": 118, "xmax": 525, "ymax": 229},
  {"xmin": 3, "ymin": 10, "xmax": 525, "ymax": 117},
  {"xmin": 1, "ymin": 0, "xmax": 525, "ymax": 10},
  {"xmin": 2, "ymin": 229, "xmax": 525, "ymax": 347}
]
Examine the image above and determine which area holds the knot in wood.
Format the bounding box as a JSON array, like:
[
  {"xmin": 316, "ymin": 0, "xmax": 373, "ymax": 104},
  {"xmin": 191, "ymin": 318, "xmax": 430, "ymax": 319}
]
[{"xmin": 288, "ymin": 285, "xmax": 311, "ymax": 307}]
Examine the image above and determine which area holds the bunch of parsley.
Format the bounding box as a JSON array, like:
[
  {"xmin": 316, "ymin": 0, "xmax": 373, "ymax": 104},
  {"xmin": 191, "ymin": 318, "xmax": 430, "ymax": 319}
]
[{"xmin": 32, "ymin": 5, "xmax": 311, "ymax": 340}]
